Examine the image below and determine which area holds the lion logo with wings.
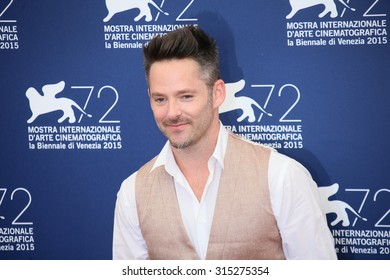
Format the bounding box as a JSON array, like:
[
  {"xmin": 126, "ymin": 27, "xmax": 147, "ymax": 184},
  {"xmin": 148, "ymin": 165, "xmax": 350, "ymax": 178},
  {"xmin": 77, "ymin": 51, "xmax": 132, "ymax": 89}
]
[
  {"xmin": 318, "ymin": 183, "xmax": 367, "ymax": 227},
  {"xmin": 26, "ymin": 81, "xmax": 92, "ymax": 124}
]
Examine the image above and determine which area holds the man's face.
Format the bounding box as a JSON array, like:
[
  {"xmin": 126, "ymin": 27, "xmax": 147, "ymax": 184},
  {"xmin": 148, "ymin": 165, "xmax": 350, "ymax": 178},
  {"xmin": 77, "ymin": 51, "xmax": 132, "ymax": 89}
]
[{"xmin": 148, "ymin": 58, "xmax": 215, "ymax": 149}]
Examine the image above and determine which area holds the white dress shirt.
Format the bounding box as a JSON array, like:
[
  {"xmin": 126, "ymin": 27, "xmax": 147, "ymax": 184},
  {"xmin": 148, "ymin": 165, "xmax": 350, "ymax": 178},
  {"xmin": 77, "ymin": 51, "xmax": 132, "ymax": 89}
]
[{"xmin": 113, "ymin": 125, "xmax": 337, "ymax": 260}]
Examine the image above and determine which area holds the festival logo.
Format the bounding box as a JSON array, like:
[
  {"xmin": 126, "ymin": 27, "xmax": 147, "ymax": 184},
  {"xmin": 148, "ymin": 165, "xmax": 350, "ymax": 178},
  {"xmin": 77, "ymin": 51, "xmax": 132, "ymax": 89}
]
[
  {"xmin": 102, "ymin": 0, "xmax": 198, "ymax": 49},
  {"xmin": 285, "ymin": 0, "xmax": 388, "ymax": 47},
  {"xmin": 286, "ymin": 0, "xmax": 356, "ymax": 19},
  {"xmin": 220, "ymin": 79, "xmax": 304, "ymax": 150},
  {"xmin": 0, "ymin": 0, "xmax": 19, "ymax": 50},
  {"xmin": 103, "ymin": 0, "xmax": 169, "ymax": 22},
  {"xmin": 220, "ymin": 79, "xmax": 272, "ymax": 123},
  {"xmin": 0, "ymin": 187, "xmax": 35, "ymax": 253},
  {"xmin": 318, "ymin": 183, "xmax": 390, "ymax": 257},
  {"xmin": 26, "ymin": 81, "xmax": 122, "ymax": 151},
  {"xmin": 26, "ymin": 81, "xmax": 92, "ymax": 124},
  {"xmin": 319, "ymin": 183, "xmax": 367, "ymax": 227}
]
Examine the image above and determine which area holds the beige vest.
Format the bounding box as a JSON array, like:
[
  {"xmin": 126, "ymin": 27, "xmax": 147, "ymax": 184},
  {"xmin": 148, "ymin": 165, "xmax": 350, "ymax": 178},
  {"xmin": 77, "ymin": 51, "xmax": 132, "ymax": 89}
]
[{"xmin": 135, "ymin": 132, "xmax": 285, "ymax": 260}]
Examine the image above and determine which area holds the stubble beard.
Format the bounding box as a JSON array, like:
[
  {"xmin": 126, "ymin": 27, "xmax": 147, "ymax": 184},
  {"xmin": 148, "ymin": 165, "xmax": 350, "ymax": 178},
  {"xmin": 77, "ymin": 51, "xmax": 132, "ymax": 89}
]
[
  {"xmin": 160, "ymin": 117, "xmax": 195, "ymax": 149},
  {"xmin": 159, "ymin": 90, "xmax": 214, "ymax": 150},
  {"xmin": 160, "ymin": 110, "xmax": 213, "ymax": 150}
]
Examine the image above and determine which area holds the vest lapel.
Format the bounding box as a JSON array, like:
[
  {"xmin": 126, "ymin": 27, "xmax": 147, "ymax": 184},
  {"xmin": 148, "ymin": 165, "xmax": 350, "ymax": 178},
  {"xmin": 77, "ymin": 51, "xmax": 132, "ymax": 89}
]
[
  {"xmin": 158, "ymin": 168, "xmax": 199, "ymax": 259},
  {"xmin": 206, "ymin": 135, "xmax": 241, "ymax": 259}
]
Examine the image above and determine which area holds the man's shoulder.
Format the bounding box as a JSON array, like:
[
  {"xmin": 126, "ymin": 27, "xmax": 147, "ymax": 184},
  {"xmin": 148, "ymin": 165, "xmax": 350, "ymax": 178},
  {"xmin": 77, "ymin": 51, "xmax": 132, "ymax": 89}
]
[
  {"xmin": 137, "ymin": 155, "xmax": 159, "ymax": 175},
  {"xmin": 268, "ymin": 149, "xmax": 314, "ymax": 184},
  {"xmin": 227, "ymin": 131, "xmax": 273, "ymax": 154},
  {"xmin": 121, "ymin": 155, "xmax": 159, "ymax": 188}
]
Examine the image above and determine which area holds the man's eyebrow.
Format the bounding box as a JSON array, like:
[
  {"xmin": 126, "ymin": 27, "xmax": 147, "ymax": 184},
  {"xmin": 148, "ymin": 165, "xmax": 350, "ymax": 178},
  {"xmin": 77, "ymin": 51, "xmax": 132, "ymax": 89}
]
[
  {"xmin": 149, "ymin": 92, "xmax": 165, "ymax": 97},
  {"xmin": 177, "ymin": 89, "xmax": 197, "ymax": 94},
  {"xmin": 150, "ymin": 89, "xmax": 197, "ymax": 96}
]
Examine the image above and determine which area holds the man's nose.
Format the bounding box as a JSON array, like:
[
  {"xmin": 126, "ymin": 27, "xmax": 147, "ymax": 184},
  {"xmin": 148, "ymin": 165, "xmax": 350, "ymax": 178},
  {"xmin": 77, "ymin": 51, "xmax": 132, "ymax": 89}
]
[{"xmin": 167, "ymin": 100, "xmax": 181, "ymax": 118}]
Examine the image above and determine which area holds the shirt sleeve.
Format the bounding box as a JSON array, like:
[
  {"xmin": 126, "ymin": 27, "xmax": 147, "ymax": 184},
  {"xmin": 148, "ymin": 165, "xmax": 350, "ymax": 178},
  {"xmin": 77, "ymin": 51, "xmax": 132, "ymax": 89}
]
[
  {"xmin": 268, "ymin": 151, "xmax": 337, "ymax": 260},
  {"xmin": 112, "ymin": 172, "xmax": 149, "ymax": 260}
]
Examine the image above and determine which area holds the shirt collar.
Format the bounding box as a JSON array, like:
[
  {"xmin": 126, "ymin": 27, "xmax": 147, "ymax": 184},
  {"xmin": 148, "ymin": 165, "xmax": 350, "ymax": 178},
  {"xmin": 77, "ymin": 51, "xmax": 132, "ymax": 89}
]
[{"xmin": 151, "ymin": 122, "xmax": 228, "ymax": 174}]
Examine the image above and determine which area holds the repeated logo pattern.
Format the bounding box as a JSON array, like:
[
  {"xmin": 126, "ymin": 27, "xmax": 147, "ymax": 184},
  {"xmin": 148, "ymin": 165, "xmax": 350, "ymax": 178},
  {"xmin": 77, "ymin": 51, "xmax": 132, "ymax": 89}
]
[
  {"xmin": 103, "ymin": 0, "xmax": 169, "ymax": 22},
  {"xmin": 26, "ymin": 81, "xmax": 92, "ymax": 124}
]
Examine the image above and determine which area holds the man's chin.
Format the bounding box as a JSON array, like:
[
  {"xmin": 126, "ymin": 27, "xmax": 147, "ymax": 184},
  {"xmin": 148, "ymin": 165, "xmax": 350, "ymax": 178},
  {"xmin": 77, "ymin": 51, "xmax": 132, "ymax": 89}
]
[{"xmin": 169, "ymin": 139, "xmax": 192, "ymax": 149}]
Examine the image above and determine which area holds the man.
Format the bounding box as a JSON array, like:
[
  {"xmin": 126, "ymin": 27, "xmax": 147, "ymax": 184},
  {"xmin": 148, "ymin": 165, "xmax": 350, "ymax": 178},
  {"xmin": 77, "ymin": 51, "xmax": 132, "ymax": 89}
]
[{"xmin": 113, "ymin": 25, "xmax": 337, "ymax": 260}]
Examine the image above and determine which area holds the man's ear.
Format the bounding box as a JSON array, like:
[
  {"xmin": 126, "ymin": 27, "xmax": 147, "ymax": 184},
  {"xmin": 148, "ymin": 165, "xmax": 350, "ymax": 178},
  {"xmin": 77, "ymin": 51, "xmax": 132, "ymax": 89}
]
[{"xmin": 213, "ymin": 79, "xmax": 226, "ymax": 109}]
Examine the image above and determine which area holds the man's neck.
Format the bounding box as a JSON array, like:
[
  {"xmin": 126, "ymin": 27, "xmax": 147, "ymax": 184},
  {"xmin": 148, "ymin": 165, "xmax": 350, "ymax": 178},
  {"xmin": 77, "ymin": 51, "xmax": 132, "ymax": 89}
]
[{"xmin": 171, "ymin": 121, "xmax": 220, "ymax": 201}]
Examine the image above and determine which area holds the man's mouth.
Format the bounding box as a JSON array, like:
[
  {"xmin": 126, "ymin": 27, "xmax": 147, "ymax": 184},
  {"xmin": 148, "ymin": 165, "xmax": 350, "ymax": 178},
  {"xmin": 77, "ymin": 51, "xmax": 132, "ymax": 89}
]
[{"xmin": 164, "ymin": 118, "xmax": 190, "ymax": 129}]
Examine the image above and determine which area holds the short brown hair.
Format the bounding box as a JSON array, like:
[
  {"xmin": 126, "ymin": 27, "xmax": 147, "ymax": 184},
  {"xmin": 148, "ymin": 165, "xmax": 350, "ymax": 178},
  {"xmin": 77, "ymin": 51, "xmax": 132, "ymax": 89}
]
[{"xmin": 143, "ymin": 25, "xmax": 221, "ymax": 89}]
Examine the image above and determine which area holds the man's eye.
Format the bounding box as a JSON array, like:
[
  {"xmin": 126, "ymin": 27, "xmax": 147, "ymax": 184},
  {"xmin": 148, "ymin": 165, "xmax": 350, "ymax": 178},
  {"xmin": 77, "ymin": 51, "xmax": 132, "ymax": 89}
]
[
  {"xmin": 181, "ymin": 95, "xmax": 193, "ymax": 100},
  {"xmin": 154, "ymin": 97, "xmax": 166, "ymax": 103}
]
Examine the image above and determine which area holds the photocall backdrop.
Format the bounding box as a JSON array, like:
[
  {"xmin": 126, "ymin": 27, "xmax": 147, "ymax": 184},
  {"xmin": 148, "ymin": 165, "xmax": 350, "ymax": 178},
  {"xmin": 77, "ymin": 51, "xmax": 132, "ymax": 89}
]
[{"xmin": 0, "ymin": 0, "xmax": 389, "ymax": 260}]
